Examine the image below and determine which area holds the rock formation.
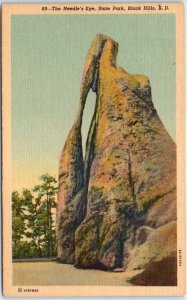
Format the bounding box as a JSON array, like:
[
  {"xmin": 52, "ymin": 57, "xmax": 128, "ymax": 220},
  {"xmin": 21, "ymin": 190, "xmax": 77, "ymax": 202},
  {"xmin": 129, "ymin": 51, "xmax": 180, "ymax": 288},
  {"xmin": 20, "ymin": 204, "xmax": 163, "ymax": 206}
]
[{"xmin": 57, "ymin": 34, "xmax": 176, "ymax": 285}]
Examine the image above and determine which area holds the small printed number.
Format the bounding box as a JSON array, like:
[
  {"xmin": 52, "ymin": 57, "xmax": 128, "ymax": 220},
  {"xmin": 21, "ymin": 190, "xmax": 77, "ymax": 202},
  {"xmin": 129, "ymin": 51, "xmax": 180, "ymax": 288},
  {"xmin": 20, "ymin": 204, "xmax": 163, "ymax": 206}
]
[{"xmin": 179, "ymin": 249, "xmax": 182, "ymax": 266}]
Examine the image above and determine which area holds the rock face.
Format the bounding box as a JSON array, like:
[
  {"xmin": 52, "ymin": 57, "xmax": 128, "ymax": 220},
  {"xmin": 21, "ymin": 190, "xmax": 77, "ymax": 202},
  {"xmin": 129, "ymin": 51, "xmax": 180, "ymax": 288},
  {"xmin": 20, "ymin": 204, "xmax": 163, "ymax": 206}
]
[{"xmin": 57, "ymin": 34, "xmax": 176, "ymax": 285}]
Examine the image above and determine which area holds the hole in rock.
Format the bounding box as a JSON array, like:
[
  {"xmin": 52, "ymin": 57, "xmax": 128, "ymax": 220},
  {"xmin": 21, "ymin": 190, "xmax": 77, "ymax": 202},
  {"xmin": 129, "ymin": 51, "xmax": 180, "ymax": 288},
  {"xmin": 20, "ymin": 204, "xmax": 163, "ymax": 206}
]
[{"xmin": 81, "ymin": 91, "xmax": 97, "ymax": 158}]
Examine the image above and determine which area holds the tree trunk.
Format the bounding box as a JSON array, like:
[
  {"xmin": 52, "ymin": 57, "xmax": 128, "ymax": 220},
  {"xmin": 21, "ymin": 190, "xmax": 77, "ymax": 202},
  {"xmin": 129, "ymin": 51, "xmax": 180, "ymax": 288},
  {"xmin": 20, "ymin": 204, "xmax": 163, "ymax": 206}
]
[{"xmin": 47, "ymin": 193, "xmax": 51, "ymax": 256}]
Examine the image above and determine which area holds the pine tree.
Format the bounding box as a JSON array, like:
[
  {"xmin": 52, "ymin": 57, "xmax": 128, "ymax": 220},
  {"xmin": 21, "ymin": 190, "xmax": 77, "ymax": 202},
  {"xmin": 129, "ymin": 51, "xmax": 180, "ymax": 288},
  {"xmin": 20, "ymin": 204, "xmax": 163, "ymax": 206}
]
[
  {"xmin": 12, "ymin": 191, "xmax": 26, "ymax": 257},
  {"xmin": 33, "ymin": 174, "xmax": 57, "ymax": 257},
  {"xmin": 22, "ymin": 188, "xmax": 44, "ymax": 257},
  {"xmin": 12, "ymin": 174, "xmax": 58, "ymax": 258}
]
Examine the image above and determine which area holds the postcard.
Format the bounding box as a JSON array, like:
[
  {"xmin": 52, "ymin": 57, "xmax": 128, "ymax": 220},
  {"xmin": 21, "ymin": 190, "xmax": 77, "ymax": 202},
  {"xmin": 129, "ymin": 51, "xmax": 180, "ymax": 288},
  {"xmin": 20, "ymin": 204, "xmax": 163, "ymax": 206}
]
[{"xmin": 2, "ymin": 2, "xmax": 185, "ymax": 296}]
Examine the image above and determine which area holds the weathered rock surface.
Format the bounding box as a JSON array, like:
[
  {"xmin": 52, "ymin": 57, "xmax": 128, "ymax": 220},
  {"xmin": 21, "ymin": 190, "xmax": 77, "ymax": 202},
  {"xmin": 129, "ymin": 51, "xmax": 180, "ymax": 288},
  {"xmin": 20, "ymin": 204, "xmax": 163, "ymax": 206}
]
[
  {"xmin": 57, "ymin": 34, "xmax": 176, "ymax": 285},
  {"xmin": 57, "ymin": 35, "xmax": 108, "ymax": 262},
  {"xmin": 128, "ymin": 254, "xmax": 177, "ymax": 286}
]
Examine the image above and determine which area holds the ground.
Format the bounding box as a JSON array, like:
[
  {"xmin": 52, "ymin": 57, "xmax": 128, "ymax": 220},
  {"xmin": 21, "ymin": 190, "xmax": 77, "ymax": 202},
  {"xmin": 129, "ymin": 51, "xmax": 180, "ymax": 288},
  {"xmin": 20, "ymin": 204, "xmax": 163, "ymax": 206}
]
[{"xmin": 13, "ymin": 262, "xmax": 142, "ymax": 286}]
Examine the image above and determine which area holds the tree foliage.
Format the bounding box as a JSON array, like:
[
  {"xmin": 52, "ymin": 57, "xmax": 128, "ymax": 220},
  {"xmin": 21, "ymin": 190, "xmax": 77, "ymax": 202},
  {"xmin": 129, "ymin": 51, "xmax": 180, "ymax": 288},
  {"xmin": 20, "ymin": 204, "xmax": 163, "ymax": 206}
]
[
  {"xmin": 12, "ymin": 191, "xmax": 26, "ymax": 246},
  {"xmin": 12, "ymin": 174, "xmax": 57, "ymax": 258}
]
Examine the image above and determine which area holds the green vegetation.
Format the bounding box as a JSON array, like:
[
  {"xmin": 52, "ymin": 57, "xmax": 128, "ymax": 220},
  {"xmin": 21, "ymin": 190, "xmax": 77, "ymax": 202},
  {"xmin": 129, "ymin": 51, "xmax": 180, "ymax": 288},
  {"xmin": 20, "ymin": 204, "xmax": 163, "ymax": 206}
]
[{"xmin": 12, "ymin": 174, "xmax": 57, "ymax": 258}]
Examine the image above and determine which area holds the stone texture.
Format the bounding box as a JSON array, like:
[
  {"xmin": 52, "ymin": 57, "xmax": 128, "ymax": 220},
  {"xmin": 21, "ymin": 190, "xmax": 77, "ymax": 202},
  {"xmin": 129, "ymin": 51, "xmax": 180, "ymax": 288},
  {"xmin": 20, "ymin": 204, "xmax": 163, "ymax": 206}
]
[
  {"xmin": 57, "ymin": 34, "xmax": 176, "ymax": 285},
  {"xmin": 128, "ymin": 254, "xmax": 177, "ymax": 286},
  {"xmin": 57, "ymin": 34, "xmax": 108, "ymax": 262},
  {"xmin": 126, "ymin": 221, "xmax": 177, "ymax": 270}
]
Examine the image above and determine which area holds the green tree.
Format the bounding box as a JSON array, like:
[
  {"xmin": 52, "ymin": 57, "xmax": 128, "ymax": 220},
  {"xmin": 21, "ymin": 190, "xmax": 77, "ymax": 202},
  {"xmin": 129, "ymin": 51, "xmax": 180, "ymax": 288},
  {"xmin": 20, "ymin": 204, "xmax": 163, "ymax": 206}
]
[
  {"xmin": 12, "ymin": 191, "xmax": 26, "ymax": 250},
  {"xmin": 12, "ymin": 174, "xmax": 58, "ymax": 258},
  {"xmin": 22, "ymin": 188, "xmax": 44, "ymax": 257},
  {"xmin": 13, "ymin": 241, "xmax": 39, "ymax": 258},
  {"xmin": 33, "ymin": 174, "xmax": 57, "ymax": 257}
]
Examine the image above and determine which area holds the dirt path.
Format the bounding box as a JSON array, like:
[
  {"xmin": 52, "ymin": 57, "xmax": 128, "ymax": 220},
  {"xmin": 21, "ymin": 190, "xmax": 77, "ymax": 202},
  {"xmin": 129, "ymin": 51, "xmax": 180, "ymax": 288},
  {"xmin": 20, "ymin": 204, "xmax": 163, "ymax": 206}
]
[{"xmin": 13, "ymin": 262, "xmax": 141, "ymax": 286}]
